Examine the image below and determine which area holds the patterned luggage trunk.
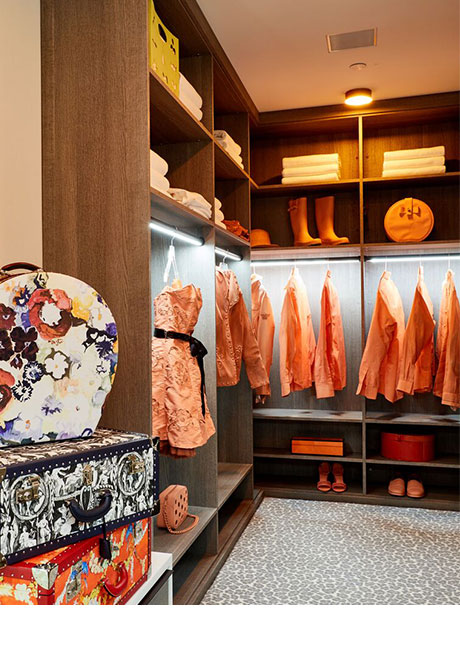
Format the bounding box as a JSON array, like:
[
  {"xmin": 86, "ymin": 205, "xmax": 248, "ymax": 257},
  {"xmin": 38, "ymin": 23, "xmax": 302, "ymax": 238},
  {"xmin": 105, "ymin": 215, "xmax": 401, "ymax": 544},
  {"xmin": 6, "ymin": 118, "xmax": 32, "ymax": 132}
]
[
  {"xmin": 0, "ymin": 518, "xmax": 150, "ymax": 604},
  {"xmin": 0, "ymin": 428, "xmax": 159, "ymax": 566}
]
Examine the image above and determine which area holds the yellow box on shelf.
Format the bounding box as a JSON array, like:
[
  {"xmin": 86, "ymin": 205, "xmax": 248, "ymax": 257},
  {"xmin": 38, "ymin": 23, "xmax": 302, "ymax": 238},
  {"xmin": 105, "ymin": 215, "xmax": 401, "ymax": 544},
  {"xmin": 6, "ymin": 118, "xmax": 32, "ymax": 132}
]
[{"xmin": 148, "ymin": 1, "xmax": 179, "ymax": 96}]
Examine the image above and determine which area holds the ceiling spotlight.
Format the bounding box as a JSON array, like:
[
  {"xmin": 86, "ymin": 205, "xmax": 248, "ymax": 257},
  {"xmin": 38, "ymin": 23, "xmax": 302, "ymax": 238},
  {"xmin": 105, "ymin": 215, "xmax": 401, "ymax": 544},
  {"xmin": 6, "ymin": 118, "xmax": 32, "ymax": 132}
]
[
  {"xmin": 349, "ymin": 62, "xmax": 367, "ymax": 71},
  {"xmin": 344, "ymin": 88, "xmax": 373, "ymax": 106}
]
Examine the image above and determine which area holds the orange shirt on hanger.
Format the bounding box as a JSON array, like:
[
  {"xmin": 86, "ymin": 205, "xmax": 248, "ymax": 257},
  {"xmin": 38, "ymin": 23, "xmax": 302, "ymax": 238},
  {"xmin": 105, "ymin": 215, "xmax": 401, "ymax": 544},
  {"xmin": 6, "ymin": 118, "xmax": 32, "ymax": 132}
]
[
  {"xmin": 279, "ymin": 267, "xmax": 316, "ymax": 397},
  {"xmin": 251, "ymin": 273, "xmax": 275, "ymax": 402},
  {"xmin": 398, "ymin": 266, "xmax": 435, "ymax": 394},
  {"xmin": 314, "ymin": 269, "xmax": 347, "ymax": 399},
  {"xmin": 434, "ymin": 270, "xmax": 459, "ymax": 409},
  {"xmin": 357, "ymin": 271, "xmax": 405, "ymax": 403},
  {"xmin": 216, "ymin": 268, "xmax": 268, "ymax": 389}
]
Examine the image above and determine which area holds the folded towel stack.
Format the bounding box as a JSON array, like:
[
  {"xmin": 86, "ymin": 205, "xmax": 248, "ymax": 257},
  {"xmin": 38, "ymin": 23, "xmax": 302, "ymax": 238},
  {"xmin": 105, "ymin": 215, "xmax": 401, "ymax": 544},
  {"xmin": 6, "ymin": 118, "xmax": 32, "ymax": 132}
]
[
  {"xmin": 179, "ymin": 73, "xmax": 203, "ymax": 122},
  {"xmin": 281, "ymin": 153, "xmax": 341, "ymax": 184},
  {"xmin": 214, "ymin": 130, "xmax": 244, "ymax": 169},
  {"xmin": 167, "ymin": 188, "xmax": 212, "ymax": 219},
  {"xmin": 214, "ymin": 197, "xmax": 226, "ymax": 229},
  {"xmin": 150, "ymin": 150, "xmax": 170, "ymax": 195},
  {"xmin": 382, "ymin": 146, "xmax": 446, "ymax": 178}
]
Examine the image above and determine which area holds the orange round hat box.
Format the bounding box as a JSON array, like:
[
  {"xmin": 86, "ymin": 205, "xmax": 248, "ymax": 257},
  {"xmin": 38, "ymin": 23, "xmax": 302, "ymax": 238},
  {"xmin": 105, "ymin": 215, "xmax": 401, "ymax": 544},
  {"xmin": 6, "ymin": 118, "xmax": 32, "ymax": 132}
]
[{"xmin": 384, "ymin": 197, "xmax": 434, "ymax": 243}]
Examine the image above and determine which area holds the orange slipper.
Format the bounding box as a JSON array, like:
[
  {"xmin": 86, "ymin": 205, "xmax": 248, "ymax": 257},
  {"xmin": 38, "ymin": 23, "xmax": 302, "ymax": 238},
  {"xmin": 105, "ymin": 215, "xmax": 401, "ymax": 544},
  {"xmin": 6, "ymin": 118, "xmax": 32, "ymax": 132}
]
[
  {"xmin": 331, "ymin": 463, "xmax": 347, "ymax": 492},
  {"xmin": 317, "ymin": 462, "xmax": 332, "ymax": 492},
  {"xmin": 388, "ymin": 474, "xmax": 405, "ymax": 497},
  {"xmin": 407, "ymin": 475, "xmax": 425, "ymax": 498}
]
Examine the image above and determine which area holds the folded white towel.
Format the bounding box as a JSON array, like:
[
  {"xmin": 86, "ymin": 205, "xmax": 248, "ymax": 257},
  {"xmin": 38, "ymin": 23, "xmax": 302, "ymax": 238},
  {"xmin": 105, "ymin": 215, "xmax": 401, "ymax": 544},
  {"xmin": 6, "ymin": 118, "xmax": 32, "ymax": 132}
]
[
  {"xmin": 150, "ymin": 150, "xmax": 168, "ymax": 177},
  {"xmin": 382, "ymin": 166, "xmax": 446, "ymax": 178},
  {"xmin": 215, "ymin": 220, "xmax": 227, "ymax": 229},
  {"xmin": 215, "ymin": 209, "xmax": 225, "ymax": 222},
  {"xmin": 281, "ymin": 173, "xmax": 340, "ymax": 185},
  {"xmin": 167, "ymin": 188, "xmax": 212, "ymax": 217},
  {"xmin": 180, "ymin": 95, "xmax": 203, "ymax": 122},
  {"xmin": 283, "ymin": 153, "xmax": 340, "ymax": 168},
  {"xmin": 383, "ymin": 146, "xmax": 445, "ymax": 161},
  {"xmin": 214, "ymin": 132, "xmax": 242, "ymax": 156},
  {"xmin": 179, "ymin": 73, "xmax": 203, "ymax": 110},
  {"xmin": 214, "ymin": 197, "xmax": 222, "ymax": 210},
  {"xmin": 282, "ymin": 163, "xmax": 341, "ymax": 178},
  {"xmin": 150, "ymin": 170, "xmax": 170, "ymax": 194},
  {"xmin": 383, "ymin": 156, "xmax": 445, "ymax": 170}
]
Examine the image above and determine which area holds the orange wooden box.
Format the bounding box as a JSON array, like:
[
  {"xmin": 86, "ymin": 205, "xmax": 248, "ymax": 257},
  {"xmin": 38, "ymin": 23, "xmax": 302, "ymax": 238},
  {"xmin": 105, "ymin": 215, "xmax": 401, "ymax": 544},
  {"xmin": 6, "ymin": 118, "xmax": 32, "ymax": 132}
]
[{"xmin": 291, "ymin": 437, "xmax": 344, "ymax": 456}]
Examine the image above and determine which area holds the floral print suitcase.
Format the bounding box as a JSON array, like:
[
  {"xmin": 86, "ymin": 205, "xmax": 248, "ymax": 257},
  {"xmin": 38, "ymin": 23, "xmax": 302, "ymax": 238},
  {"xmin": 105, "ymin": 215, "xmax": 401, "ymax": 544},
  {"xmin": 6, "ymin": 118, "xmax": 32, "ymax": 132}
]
[
  {"xmin": 0, "ymin": 265, "xmax": 118, "ymax": 447},
  {"xmin": 0, "ymin": 428, "xmax": 159, "ymax": 566},
  {"xmin": 0, "ymin": 518, "xmax": 150, "ymax": 604}
]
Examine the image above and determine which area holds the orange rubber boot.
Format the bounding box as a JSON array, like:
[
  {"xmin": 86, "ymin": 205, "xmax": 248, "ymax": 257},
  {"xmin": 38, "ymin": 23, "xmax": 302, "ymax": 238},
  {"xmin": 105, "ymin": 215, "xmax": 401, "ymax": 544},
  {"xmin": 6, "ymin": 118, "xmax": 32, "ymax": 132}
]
[
  {"xmin": 315, "ymin": 196, "xmax": 350, "ymax": 245},
  {"xmin": 288, "ymin": 198, "xmax": 321, "ymax": 246}
]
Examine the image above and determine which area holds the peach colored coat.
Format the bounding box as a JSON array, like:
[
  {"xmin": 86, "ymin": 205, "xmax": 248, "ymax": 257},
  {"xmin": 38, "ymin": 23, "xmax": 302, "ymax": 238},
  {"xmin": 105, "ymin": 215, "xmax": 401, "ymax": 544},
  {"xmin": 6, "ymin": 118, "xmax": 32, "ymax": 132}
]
[
  {"xmin": 280, "ymin": 268, "xmax": 316, "ymax": 397},
  {"xmin": 357, "ymin": 271, "xmax": 405, "ymax": 403},
  {"xmin": 251, "ymin": 273, "xmax": 275, "ymax": 402},
  {"xmin": 151, "ymin": 284, "xmax": 215, "ymax": 456},
  {"xmin": 314, "ymin": 270, "xmax": 347, "ymax": 399},
  {"xmin": 434, "ymin": 270, "xmax": 459, "ymax": 409},
  {"xmin": 216, "ymin": 269, "xmax": 268, "ymax": 389},
  {"xmin": 398, "ymin": 267, "xmax": 435, "ymax": 394}
]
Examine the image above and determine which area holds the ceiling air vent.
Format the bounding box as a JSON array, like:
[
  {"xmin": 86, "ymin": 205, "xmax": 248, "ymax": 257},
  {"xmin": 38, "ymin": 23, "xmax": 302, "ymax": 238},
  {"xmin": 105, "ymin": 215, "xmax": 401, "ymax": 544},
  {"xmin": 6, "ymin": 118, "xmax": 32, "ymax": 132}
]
[{"xmin": 326, "ymin": 28, "xmax": 377, "ymax": 52}]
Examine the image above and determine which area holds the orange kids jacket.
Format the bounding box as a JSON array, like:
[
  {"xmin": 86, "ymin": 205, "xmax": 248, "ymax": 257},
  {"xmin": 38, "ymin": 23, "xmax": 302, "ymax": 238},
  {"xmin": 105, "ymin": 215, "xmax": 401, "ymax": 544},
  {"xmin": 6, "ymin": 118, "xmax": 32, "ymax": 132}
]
[
  {"xmin": 314, "ymin": 270, "xmax": 347, "ymax": 399},
  {"xmin": 279, "ymin": 267, "xmax": 316, "ymax": 397},
  {"xmin": 434, "ymin": 270, "xmax": 459, "ymax": 409},
  {"xmin": 216, "ymin": 268, "xmax": 268, "ymax": 389},
  {"xmin": 357, "ymin": 271, "xmax": 405, "ymax": 403},
  {"xmin": 251, "ymin": 273, "xmax": 275, "ymax": 402},
  {"xmin": 397, "ymin": 266, "xmax": 435, "ymax": 395}
]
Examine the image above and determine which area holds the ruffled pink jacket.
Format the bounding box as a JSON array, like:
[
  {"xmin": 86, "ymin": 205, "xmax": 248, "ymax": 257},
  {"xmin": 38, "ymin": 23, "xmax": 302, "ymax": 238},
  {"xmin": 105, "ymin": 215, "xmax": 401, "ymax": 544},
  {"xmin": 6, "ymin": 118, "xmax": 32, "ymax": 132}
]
[
  {"xmin": 251, "ymin": 273, "xmax": 275, "ymax": 401},
  {"xmin": 434, "ymin": 270, "xmax": 459, "ymax": 409}
]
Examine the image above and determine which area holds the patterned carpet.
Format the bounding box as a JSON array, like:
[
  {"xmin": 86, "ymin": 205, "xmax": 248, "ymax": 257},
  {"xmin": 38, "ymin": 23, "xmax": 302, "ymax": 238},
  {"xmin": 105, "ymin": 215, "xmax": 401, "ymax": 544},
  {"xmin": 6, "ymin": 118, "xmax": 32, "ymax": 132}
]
[{"xmin": 201, "ymin": 498, "xmax": 460, "ymax": 605}]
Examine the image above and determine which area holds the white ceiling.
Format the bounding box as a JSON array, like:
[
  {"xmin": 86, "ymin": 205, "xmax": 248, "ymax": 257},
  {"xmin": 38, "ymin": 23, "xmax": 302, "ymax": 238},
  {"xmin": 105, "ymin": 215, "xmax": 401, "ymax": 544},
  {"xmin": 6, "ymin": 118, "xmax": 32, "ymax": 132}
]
[{"xmin": 197, "ymin": 0, "xmax": 460, "ymax": 112}]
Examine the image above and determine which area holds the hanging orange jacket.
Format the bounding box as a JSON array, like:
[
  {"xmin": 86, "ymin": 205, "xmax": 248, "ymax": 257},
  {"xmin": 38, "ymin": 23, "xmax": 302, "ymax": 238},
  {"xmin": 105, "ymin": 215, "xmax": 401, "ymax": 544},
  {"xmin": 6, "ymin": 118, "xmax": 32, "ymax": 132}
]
[
  {"xmin": 314, "ymin": 270, "xmax": 346, "ymax": 399},
  {"xmin": 357, "ymin": 271, "xmax": 405, "ymax": 403},
  {"xmin": 434, "ymin": 270, "xmax": 459, "ymax": 409},
  {"xmin": 397, "ymin": 266, "xmax": 435, "ymax": 395},
  {"xmin": 280, "ymin": 267, "xmax": 316, "ymax": 397},
  {"xmin": 251, "ymin": 273, "xmax": 275, "ymax": 402},
  {"xmin": 216, "ymin": 268, "xmax": 268, "ymax": 389}
]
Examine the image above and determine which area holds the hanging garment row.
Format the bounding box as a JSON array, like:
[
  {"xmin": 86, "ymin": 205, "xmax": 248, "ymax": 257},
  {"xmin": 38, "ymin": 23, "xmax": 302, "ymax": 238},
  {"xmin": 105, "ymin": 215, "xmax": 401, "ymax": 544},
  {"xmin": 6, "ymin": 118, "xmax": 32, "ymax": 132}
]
[{"xmin": 357, "ymin": 267, "xmax": 459, "ymax": 409}]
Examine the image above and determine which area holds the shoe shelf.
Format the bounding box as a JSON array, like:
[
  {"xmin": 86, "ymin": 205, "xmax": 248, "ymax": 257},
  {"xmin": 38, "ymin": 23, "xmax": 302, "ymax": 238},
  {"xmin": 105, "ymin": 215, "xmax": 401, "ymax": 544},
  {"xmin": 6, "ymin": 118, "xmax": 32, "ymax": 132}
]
[
  {"xmin": 255, "ymin": 475, "xmax": 364, "ymax": 502},
  {"xmin": 363, "ymin": 241, "xmax": 460, "ymax": 257},
  {"xmin": 253, "ymin": 408, "xmax": 362, "ymax": 423},
  {"xmin": 254, "ymin": 447, "xmax": 363, "ymax": 463},
  {"xmin": 366, "ymin": 454, "xmax": 460, "ymax": 469},
  {"xmin": 217, "ymin": 463, "xmax": 253, "ymax": 509},
  {"xmin": 365, "ymin": 485, "xmax": 460, "ymax": 511}
]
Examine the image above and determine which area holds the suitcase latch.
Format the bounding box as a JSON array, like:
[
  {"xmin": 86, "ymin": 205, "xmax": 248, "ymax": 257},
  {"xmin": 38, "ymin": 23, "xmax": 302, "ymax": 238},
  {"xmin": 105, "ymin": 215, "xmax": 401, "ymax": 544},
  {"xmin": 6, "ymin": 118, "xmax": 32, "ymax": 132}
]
[
  {"xmin": 128, "ymin": 454, "xmax": 145, "ymax": 474},
  {"xmin": 16, "ymin": 475, "xmax": 41, "ymax": 503},
  {"xmin": 83, "ymin": 464, "xmax": 93, "ymax": 486}
]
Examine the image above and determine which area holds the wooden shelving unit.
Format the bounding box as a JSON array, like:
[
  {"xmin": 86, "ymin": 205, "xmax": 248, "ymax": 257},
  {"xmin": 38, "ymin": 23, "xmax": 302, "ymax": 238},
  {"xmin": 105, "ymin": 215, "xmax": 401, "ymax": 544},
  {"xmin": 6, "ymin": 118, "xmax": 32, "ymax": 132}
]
[
  {"xmin": 154, "ymin": 506, "xmax": 217, "ymax": 566},
  {"xmin": 217, "ymin": 463, "xmax": 253, "ymax": 509}
]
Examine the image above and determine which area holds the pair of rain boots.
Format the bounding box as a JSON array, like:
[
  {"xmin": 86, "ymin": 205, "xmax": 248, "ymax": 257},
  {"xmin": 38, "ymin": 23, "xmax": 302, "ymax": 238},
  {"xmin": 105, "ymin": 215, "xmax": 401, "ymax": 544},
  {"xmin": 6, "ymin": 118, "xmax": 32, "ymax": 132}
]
[{"xmin": 288, "ymin": 196, "xmax": 349, "ymax": 246}]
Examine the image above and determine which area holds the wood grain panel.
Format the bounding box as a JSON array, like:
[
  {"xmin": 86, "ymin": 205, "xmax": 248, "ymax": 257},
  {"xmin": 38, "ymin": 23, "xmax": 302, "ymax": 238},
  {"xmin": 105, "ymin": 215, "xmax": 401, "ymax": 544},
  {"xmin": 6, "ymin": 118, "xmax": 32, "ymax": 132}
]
[
  {"xmin": 41, "ymin": 0, "xmax": 151, "ymax": 435},
  {"xmin": 215, "ymin": 179, "xmax": 250, "ymax": 230},
  {"xmin": 214, "ymin": 113, "xmax": 250, "ymax": 172}
]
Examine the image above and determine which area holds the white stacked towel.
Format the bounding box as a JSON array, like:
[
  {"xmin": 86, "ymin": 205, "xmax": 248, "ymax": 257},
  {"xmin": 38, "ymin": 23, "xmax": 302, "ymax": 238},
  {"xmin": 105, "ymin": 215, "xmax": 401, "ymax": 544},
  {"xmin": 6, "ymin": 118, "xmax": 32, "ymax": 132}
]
[
  {"xmin": 179, "ymin": 73, "xmax": 203, "ymax": 122},
  {"xmin": 214, "ymin": 197, "xmax": 226, "ymax": 229},
  {"xmin": 281, "ymin": 153, "xmax": 341, "ymax": 184},
  {"xmin": 150, "ymin": 150, "xmax": 170, "ymax": 195},
  {"xmin": 167, "ymin": 188, "xmax": 212, "ymax": 219},
  {"xmin": 214, "ymin": 130, "xmax": 244, "ymax": 169},
  {"xmin": 382, "ymin": 146, "xmax": 446, "ymax": 178}
]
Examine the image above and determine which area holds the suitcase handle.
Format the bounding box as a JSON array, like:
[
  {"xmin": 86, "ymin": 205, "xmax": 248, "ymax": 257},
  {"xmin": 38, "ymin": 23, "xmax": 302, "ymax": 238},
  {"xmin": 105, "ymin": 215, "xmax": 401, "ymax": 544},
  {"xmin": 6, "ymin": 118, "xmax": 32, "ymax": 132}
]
[
  {"xmin": 1, "ymin": 262, "xmax": 41, "ymax": 273},
  {"xmin": 103, "ymin": 564, "xmax": 129, "ymax": 597},
  {"xmin": 69, "ymin": 491, "xmax": 113, "ymax": 523}
]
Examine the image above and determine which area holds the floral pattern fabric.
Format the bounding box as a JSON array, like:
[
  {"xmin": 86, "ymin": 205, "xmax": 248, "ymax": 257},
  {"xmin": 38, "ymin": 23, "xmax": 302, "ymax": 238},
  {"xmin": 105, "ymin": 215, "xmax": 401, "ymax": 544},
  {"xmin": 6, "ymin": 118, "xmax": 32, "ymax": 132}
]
[{"xmin": 0, "ymin": 271, "xmax": 118, "ymax": 447}]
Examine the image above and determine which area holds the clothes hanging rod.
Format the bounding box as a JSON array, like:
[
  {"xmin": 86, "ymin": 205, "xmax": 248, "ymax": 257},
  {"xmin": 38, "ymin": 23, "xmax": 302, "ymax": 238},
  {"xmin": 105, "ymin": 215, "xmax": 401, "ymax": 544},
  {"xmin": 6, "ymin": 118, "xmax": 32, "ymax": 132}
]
[
  {"xmin": 149, "ymin": 219, "xmax": 204, "ymax": 246},
  {"xmin": 366, "ymin": 254, "xmax": 460, "ymax": 263},
  {"xmin": 215, "ymin": 247, "xmax": 242, "ymax": 262},
  {"xmin": 251, "ymin": 258, "xmax": 359, "ymax": 267}
]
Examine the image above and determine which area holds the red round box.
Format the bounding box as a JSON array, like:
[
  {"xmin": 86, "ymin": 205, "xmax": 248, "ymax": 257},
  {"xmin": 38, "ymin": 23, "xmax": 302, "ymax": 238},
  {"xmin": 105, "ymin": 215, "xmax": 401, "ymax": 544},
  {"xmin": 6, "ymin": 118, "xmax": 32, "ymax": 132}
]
[{"xmin": 380, "ymin": 431, "xmax": 435, "ymax": 462}]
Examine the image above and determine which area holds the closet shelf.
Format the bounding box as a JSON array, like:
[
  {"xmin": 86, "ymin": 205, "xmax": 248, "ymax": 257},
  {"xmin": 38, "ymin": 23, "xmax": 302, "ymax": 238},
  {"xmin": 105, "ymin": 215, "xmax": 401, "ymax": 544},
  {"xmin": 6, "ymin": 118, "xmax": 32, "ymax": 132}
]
[
  {"xmin": 149, "ymin": 70, "xmax": 213, "ymax": 145},
  {"xmin": 255, "ymin": 475, "xmax": 363, "ymax": 501},
  {"xmin": 214, "ymin": 141, "xmax": 250, "ymax": 180},
  {"xmin": 363, "ymin": 171, "xmax": 460, "ymax": 189},
  {"xmin": 365, "ymin": 486, "xmax": 460, "ymax": 511},
  {"xmin": 363, "ymin": 241, "xmax": 460, "ymax": 256},
  {"xmin": 250, "ymin": 244, "xmax": 361, "ymax": 261},
  {"xmin": 254, "ymin": 448, "xmax": 363, "ymax": 463},
  {"xmin": 365, "ymin": 411, "xmax": 460, "ymax": 427},
  {"xmin": 366, "ymin": 454, "xmax": 460, "ymax": 469},
  {"xmin": 154, "ymin": 506, "xmax": 217, "ymax": 567},
  {"xmin": 217, "ymin": 463, "xmax": 253, "ymax": 509},
  {"xmin": 150, "ymin": 187, "xmax": 214, "ymax": 230},
  {"xmin": 215, "ymin": 225, "xmax": 250, "ymax": 248},
  {"xmin": 253, "ymin": 408, "xmax": 362, "ymax": 423},
  {"xmin": 251, "ymin": 178, "xmax": 360, "ymax": 197}
]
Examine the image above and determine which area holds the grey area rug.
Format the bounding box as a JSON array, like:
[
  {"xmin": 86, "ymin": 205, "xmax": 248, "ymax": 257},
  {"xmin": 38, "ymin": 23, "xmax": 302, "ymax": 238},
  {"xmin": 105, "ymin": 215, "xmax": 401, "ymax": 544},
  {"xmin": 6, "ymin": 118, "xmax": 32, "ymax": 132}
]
[{"xmin": 201, "ymin": 497, "xmax": 460, "ymax": 605}]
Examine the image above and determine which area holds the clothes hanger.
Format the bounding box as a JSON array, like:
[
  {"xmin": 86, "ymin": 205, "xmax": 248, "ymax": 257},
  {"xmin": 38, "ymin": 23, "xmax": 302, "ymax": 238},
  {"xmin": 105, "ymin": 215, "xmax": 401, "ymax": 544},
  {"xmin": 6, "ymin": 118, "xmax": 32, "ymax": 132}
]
[
  {"xmin": 218, "ymin": 252, "xmax": 229, "ymax": 272},
  {"xmin": 163, "ymin": 236, "xmax": 181, "ymax": 286}
]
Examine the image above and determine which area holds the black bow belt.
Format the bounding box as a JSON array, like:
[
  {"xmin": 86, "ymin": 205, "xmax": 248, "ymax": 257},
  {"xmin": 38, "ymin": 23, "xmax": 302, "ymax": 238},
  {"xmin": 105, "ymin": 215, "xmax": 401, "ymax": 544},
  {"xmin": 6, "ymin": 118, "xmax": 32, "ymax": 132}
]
[{"xmin": 154, "ymin": 328, "xmax": 208, "ymax": 417}]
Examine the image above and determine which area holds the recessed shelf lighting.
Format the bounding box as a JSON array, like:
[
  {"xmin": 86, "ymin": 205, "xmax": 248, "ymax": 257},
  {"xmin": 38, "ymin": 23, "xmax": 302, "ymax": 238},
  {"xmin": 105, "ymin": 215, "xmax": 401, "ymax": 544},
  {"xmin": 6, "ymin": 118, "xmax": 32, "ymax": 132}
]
[{"xmin": 344, "ymin": 88, "xmax": 373, "ymax": 106}]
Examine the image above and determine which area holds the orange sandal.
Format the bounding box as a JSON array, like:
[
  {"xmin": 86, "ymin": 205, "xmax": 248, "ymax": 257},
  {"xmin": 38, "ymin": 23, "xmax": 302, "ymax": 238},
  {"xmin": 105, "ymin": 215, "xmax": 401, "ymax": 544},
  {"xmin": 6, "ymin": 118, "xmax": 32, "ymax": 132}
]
[
  {"xmin": 317, "ymin": 462, "xmax": 332, "ymax": 492},
  {"xmin": 331, "ymin": 463, "xmax": 347, "ymax": 493}
]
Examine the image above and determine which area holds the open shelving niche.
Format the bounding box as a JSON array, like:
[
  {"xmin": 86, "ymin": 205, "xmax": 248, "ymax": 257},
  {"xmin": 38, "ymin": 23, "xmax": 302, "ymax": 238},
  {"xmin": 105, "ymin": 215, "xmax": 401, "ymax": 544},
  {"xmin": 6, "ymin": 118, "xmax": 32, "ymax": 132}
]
[{"xmin": 250, "ymin": 101, "xmax": 460, "ymax": 512}]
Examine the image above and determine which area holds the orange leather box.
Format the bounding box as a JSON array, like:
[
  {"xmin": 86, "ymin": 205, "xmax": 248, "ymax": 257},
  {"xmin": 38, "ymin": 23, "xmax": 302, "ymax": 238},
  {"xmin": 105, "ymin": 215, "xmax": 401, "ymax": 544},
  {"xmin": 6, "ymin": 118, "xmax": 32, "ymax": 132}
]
[
  {"xmin": 291, "ymin": 437, "xmax": 344, "ymax": 456},
  {"xmin": 0, "ymin": 519, "xmax": 150, "ymax": 605},
  {"xmin": 381, "ymin": 431, "xmax": 435, "ymax": 462}
]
